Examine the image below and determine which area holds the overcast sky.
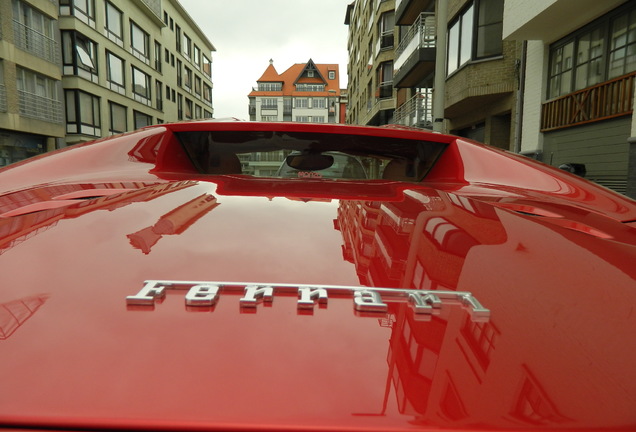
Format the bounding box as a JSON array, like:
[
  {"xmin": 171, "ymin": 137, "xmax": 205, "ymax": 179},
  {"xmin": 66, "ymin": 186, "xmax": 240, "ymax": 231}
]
[{"xmin": 177, "ymin": 0, "xmax": 352, "ymax": 119}]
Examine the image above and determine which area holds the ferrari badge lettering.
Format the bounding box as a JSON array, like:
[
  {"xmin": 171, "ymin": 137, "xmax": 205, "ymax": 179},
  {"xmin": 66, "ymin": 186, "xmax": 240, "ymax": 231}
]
[{"xmin": 127, "ymin": 280, "xmax": 490, "ymax": 322}]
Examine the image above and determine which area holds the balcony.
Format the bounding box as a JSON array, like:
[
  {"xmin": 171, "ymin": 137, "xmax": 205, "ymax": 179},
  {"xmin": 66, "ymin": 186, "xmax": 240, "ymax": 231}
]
[
  {"xmin": 395, "ymin": 0, "xmax": 435, "ymax": 25},
  {"xmin": 12, "ymin": 20, "xmax": 59, "ymax": 64},
  {"xmin": 541, "ymin": 72, "xmax": 635, "ymax": 131},
  {"xmin": 393, "ymin": 90, "xmax": 433, "ymax": 129},
  {"xmin": 393, "ymin": 13, "xmax": 436, "ymax": 88},
  {"xmin": 0, "ymin": 85, "xmax": 6, "ymax": 113},
  {"xmin": 18, "ymin": 90, "xmax": 63, "ymax": 124}
]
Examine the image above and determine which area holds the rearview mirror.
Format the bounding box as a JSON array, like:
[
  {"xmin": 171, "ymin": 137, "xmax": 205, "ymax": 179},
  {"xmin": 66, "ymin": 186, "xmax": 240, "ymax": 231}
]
[{"xmin": 286, "ymin": 154, "xmax": 334, "ymax": 171}]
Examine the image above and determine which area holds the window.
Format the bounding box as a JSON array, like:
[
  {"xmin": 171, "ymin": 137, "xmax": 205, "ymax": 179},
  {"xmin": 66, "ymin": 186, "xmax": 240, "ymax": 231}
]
[
  {"xmin": 258, "ymin": 82, "xmax": 282, "ymax": 91},
  {"xmin": 548, "ymin": 2, "xmax": 636, "ymax": 98},
  {"xmin": 447, "ymin": 0, "xmax": 503, "ymax": 75},
  {"xmin": 262, "ymin": 98, "xmax": 277, "ymax": 109},
  {"xmin": 133, "ymin": 110, "xmax": 152, "ymax": 129},
  {"xmin": 296, "ymin": 116, "xmax": 310, "ymax": 122},
  {"xmin": 377, "ymin": 61, "xmax": 393, "ymax": 98},
  {"xmin": 154, "ymin": 41, "xmax": 162, "ymax": 72},
  {"xmin": 195, "ymin": 76, "xmax": 202, "ymax": 97},
  {"xmin": 183, "ymin": 34, "xmax": 192, "ymax": 59},
  {"xmin": 130, "ymin": 21, "xmax": 150, "ymax": 63},
  {"xmin": 60, "ymin": 0, "xmax": 95, "ymax": 27},
  {"xmin": 476, "ymin": 0, "xmax": 504, "ymax": 58},
  {"xmin": 203, "ymin": 83, "xmax": 212, "ymax": 104},
  {"xmin": 447, "ymin": 4, "xmax": 474, "ymax": 75},
  {"xmin": 193, "ymin": 45, "xmax": 201, "ymax": 68},
  {"xmin": 609, "ymin": 8, "xmax": 636, "ymax": 79},
  {"xmin": 109, "ymin": 101, "xmax": 126, "ymax": 134},
  {"xmin": 202, "ymin": 55, "xmax": 212, "ymax": 78},
  {"xmin": 184, "ymin": 67, "xmax": 192, "ymax": 90},
  {"xmin": 295, "ymin": 84, "xmax": 325, "ymax": 92},
  {"xmin": 295, "ymin": 98, "xmax": 309, "ymax": 108},
  {"xmin": 575, "ymin": 27, "xmax": 604, "ymax": 90},
  {"xmin": 65, "ymin": 90, "xmax": 101, "ymax": 136},
  {"xmin": 175, "ymin": 25, "xmax": 182, "ymax": 52},
  {"xmin": 185, "ymin": 98, "xmax": 193, "ymax": 119},
  {"xmin": 62, "ymin": 31, "xmax": 98, "ymax": 82},
  {"xmin": 177, "ymin": 59, "xmax": 182, "ymax": 86},
  {"xmin": 105, "ymin": 2, "xmax": 123, "ymax": 45},
  {"xmin": 132, "ymin": 66, "xmax": 151, "ymax": 104},
  {"xmin": 177, "ymin": 93, "xmax": 183, "ymax": 119},
  {"xmin": 195, "ymin": 104, "xmax": 202, "ymax": 119},
  {"xmin": 378, "ymin": 11, "xmax": 395, "ymax": 50},
  {"xmin": 106, "ymin": 51, "xmax": 125, "ymax": 94},
  {"xmin": 328, "ymin": 70, "xmax": 336, "ymax": 80},
  {"xmin": 262, "ymin": 115, "xmax": 277, "ymax": 121},
  {"xmin": 312, "ymin": 98, "xmax": 326, "ymax": 109},
  {"xmin": 155, "ymin": 80, "xmax": 163, "ymax": 111}
]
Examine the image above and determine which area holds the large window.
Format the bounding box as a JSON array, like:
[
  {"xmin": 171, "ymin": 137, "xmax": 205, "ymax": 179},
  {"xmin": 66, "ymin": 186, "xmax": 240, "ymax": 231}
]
[
  {"xmin": 202, "ymin": 55, "xmax": 212, "ymax": 78},
  {"xmin": 106, "ymin": 51, "xmax": 125, "ymax": 94},
  {"xmin": 609, "ymin": 7, "xmax": 636, "ymax": 79},
  {"xmin": 447, "ymin": 0, "xmax": 503, "ymax": 75},
  {"xmin": 109, "ymin": 102, "xmax": 126, "ymax": 134},
  {"xmin": 132, "ymin": 66, "xmax": 151, "ymax": 104},
  {"xmin": 130, "ymin": 21, "xmax": 149, "ymax": 63},
  {"xmin": 62, "ymin": 31, "xmax": 98, "ymax": 82},
  {"xmin": 65, "ymin": 90, "xmax": 100, "ymax": 136},
  {"xmin": 183, "ymin": 33, "xmax": 192, "ymax": 59},
  {"xmin": 377, "ymin": 61, "xmax": 393, "ymax": 98},
  {"xmin": 548, "ymin": 2, "xmax": 636, "ymax": 99},
  {"xmin": 60, "ymin": 0, "xmax": 95, "ymax": 27},
  {"xmin": 378, "ymin": 11, "xmax": 395, "ymax": 50},
  {"xmin": 133, "ymin": 110, "xmax": 152, "ymax": 129},
  {"xmin": 105, "ymin": 2, "xmax": 122, "ymax": 45}
]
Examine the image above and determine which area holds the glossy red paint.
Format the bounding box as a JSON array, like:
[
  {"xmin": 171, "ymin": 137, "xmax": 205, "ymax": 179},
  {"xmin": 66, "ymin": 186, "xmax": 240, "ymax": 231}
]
[{"xmin": 1, "ymin": 122, "xmax": 636, "ymax": 432}]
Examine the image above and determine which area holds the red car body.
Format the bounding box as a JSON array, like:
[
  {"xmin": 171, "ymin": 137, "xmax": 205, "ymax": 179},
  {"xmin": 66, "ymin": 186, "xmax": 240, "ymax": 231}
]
[{"xmin": 1, "ymin": 121, "xmax": 636, "ymax": 432}]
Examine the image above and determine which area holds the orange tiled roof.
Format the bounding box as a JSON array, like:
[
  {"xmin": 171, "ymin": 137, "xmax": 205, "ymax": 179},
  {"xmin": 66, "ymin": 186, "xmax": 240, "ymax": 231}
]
[{"xmin": 249, "ymin": 60, "xmax": 340, "ymax": 97}]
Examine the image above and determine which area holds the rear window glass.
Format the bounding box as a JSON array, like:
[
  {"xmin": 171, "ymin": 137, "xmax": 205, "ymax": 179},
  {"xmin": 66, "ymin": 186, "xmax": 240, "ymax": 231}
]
[{"xmin": 175, "ymin": 130, "xmax": 446, "ymax": 182}]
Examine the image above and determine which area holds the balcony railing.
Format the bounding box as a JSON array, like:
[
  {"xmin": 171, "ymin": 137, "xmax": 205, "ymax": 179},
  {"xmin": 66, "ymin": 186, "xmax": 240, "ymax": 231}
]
[
  {"xmin": 12, "ymin": 20, "xmax": 59, "ymax": 64},
  {"xmin": 18, "ymin": 90, "xmax": 64, "ymax": 124},
  {"xmin": 0, "ymin": 85, "xmax": 6, "ymax": 113},
  {"xmin": 377, "ymin": 82, "xmax": 394, "ymax": 99},
  {"xmin": 394, "ymin": 12, "xmax": 436, "ymax": 73},
  {"xmin": 376, "ymin": 30, "xmax": 394, "ymax": 55},
  {"xmin": 541, "ymin": 72, "xmax": 635, "ymax": 131},
  {"xmin": 393, "ymin": 90, "xmax": 433, "ymax": 129}
]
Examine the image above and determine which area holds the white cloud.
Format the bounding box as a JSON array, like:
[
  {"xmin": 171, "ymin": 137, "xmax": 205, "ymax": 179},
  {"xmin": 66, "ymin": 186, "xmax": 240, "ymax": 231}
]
[{"xmin": 177, "ymin": 0, "xmax": 351, "ymax": 119}]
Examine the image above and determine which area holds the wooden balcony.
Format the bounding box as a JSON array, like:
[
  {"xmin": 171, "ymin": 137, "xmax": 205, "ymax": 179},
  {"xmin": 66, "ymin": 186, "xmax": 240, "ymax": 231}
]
[{"xmin": 541, "ymin": 72, "xmax": 635, "ymax": 132}]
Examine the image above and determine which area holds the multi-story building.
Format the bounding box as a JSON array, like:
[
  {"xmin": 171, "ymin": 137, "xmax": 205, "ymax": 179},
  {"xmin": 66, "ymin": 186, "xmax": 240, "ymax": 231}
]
[
  {"xmin": 345, "ymin": 0, "xmax": 520, "ymax": 151},
  {"xmin": 504, "ymin": 0, "xmax": 635, "ymax": 196},
  {"xmin": 248, "ymin": 59, "xmax": 343, "ymax": 124},
  {"xmin": 345, "ymin": 0, "xmax": 397, "ymax": 126},
  {"xmin": 0, "ymin": 0, "xmax": 214, "ymax": 165},
  {"xmin": 0, "ymin": 0, "xmax": 65, "ymax": 167},
  {"xmin": 59, "ymin": 0, "xmax": 215, "ymax": 145}
]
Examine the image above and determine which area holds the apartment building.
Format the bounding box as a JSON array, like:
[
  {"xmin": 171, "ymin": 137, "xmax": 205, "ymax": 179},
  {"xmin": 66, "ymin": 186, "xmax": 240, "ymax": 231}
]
[
  {"xmin": 345, "ymin": 0, "xmax": 520, "ymax": 151},
  {"xmin": 0, "ymin": 0, "xmax": 65, "ymax": 167},
  {"xmin": 345, "ymin": 0, "xmax": 397, "ymax": 126},
  {"xmin": 0, "ymin": 0, "xmax": 214, "ymax": 165},
  {"xmin": 504, "ymin": 0, "xmax": 635, "ymax": 196},
  {"xmin": 248, "ymin": 59, "xmax": 343, "ymax": 124}
]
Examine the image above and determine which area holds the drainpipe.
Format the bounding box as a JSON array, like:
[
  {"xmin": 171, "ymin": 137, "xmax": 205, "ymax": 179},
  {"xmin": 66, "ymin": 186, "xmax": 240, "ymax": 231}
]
[{"xmin": 433, "ymin": 0, "xmax": 448, "ymax": 133}]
